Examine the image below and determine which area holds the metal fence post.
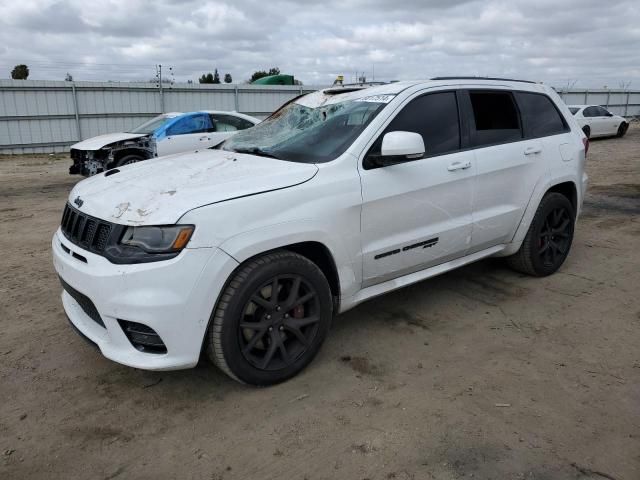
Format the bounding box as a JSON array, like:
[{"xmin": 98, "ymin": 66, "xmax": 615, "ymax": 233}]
[
  {"xmin": 71, "ymin": 82, "xmax": 82, "ymax": 141},
  {"xmin": 625, "ymin": 91, "xmax": 630, "ymax": 117},
  {"xmin": 605, "ymin": 89, "xmax": 610, "ymax": 108},
  {"xmin": 234, "ymin": 85, "xmax": 239, "ymax": 112},
  {"xmin": 584, "ymin": 90, "xmax": 589, "ymax": 104}
]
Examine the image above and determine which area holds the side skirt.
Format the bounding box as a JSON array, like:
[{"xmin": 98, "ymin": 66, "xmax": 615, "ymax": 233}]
[{"xmin": 339, "ymin": 244, "xmax": 506, "ymax": 313}]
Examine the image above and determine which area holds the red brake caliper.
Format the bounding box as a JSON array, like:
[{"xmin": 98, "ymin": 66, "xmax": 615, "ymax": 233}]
[{"xmin": 292, "ymin": 304, "xmax": 305, "ymax": 319}]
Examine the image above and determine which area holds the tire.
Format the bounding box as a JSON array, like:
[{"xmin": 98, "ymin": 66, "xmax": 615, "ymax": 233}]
[
  {"xmin": 506, "ymin": 192, "xmax": 575, "ymax": 277},
  {"xmin": 582, "ymin": 126, "xmax": 591, "ymax": 139},
  {"xmin": 617, "ymin": 122, "xmax": 628, "ymax": 138},
  {"xmin": 206, "ymin": 250, "xmax": 333, "ymax": 385},
  {"xmin": 114, "ymin": 154, "xmax": 144, "ymax": 168}
]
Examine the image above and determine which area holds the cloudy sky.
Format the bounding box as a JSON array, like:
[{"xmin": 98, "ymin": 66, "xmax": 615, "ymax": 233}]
[{"xmin": 0, "ymin": 0, "xmax": 638, "ymax": 87}]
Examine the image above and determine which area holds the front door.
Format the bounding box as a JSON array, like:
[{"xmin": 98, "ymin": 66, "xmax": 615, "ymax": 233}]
[
  {"xmin": 157, "ymin": 113, "xmax": 214, "ymax": 157},
  {"xmin": 359, "ymin": 91, "xmax": 474, "ymax": 286}
]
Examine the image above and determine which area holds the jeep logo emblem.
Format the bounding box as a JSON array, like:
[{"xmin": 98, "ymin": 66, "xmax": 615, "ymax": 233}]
[{"xmin": 73, "ymin": 196, "xmax": 84, "ymax": 208}]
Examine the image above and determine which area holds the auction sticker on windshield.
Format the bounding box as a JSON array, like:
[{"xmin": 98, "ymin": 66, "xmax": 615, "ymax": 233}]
[{"xmin": 355, "ymin": 94, "xmax": 396, "ymax": 103}]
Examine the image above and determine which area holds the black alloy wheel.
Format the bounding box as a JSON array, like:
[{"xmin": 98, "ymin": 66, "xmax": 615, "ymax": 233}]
[
  {"xmin": 537, "ymin": 206, "xmax": 573, "ymax": 269},
  {"xmin": 506, "ymin": 192, "xmax": 575, "ymax": 276},
  {"xmin": 617, "ymin": 122, "xmax": 628, "ymax": 137},
  {"xmin": 207, "ymin": 250, "xmax": 333, "ymax": 385},
  {"xmin": 239, "ymin": 275, "xmax": 320, "ymax": 371}
]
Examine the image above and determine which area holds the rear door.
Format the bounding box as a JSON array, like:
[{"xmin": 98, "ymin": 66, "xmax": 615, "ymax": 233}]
[
  {"xmin": 596, "ymin": 106, "xmax": 618, "ymax": 135},
  {"xmin": 156, "ymin": 113, "xmax": 213, "ymax": 156},
  {"xmin": 582, "ymin": 106, "xmax": 603, "ymax": 136},
  {"xmin": 359, "ymin": 90, "xmax": 474, "ymax": 285},
  {"xmin": 462, "ymin": 89, "xmax": 554, "ymax": 252}
]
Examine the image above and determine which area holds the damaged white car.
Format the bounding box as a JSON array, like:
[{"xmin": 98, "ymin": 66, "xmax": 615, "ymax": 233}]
[
  {"xmin": 69, "ymin": 111, "xmax": 260, "ymax": 176},
  {"xmin": 54, "ymin": 78, "xmax": 587, "ymax": 385}
]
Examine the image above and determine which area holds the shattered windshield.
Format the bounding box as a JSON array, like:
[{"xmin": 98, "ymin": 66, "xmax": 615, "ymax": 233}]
[
  {"xmin": 221, "ymin": 95, "xmax": 391, "ymax": 163},
  {"xmin": 128, "ymin": 114, "xmax": 174, "ymax": 134}
]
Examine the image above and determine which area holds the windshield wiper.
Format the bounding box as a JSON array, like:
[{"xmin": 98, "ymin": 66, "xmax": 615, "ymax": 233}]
[{"xmin": 232, "ymin": 147, "xmax": 281, "ymax": 160}]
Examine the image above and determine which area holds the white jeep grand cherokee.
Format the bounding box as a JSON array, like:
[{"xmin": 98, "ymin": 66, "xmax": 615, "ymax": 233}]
[{"xmin": 53, "ymin": 78, "xmax": 588, "ymax": 385}]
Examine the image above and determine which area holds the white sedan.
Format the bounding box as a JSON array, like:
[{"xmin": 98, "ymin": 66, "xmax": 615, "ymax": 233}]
[
  {"xmin": 69, "ymin": 111, "xmax": 260, "ymax": 176},
  {"xmin": 568, "ymin": 105, "xmax": 629, "ymax": 139}
]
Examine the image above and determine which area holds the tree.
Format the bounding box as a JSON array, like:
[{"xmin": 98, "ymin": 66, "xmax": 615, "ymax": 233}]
[
  {"xmin": 65, "ymin": 72, "xmax": 73, "ymax": 81},
  {"xmin": 212, "ymin": 68, "xmax": 221, "ymax": 84},
  {"xmin": 224, "ymin": 73, "xmax": 232, "ymax": 83},
  {"xmin": 11, "ymin": 64, "xmax": 29, "ymax": 80},
  {"xmin": 199, "ymin": 73, "xmax": 214, "ymax": 84},
  {"xmin": 249, "ymin": 67, "xmax": 280, "ymax": 83}
]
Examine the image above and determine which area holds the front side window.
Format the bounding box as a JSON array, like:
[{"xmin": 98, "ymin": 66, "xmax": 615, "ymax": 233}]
[
  {"xmin": 515, "ymin": 92, "xmax": 568, "ymax": 138},
  {"xmin": 221, "ymin": 95, "xmax": 389, "ymax": 163},
  {"xmin": 166, "ymin": 114, "xmax": 212, "ymax": 136},
  {"xmin": 583, "ymin": 106, "xmax": 599, "ymax": 117},
  {"xmin": 469, "ymin": 91, "xmax": 521, "ymax": 146},
  {"xmin": 366, "ymin": 91, "xmax": 460, "ymax": 163},
  {"xmin": 212, "ymin": 114, "xmax": 255, "ymax": 132}
]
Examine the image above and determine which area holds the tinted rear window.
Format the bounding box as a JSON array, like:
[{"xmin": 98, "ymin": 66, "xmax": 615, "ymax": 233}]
[
  {"xmin": 515, "ymin": 92, "xmax": 568, "ymax": 138},
  {"xmin": 469, "ymin": 91, "xmax": 521, "ymax": 146}
]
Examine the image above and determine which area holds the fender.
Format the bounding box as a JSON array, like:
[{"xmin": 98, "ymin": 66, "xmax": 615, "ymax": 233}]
[{"xmin": 217, "ymin": 220, "xmax": 361, "ymax": 300}]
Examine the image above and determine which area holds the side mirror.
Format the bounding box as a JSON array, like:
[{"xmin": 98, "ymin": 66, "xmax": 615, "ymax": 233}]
[
  {"xmin": 381, "ymin": 131, "xmax": 425, "ymax": 158},
  {"xmin": 606, "ymin": 112, "xmax": 613, "ymax": 117}
]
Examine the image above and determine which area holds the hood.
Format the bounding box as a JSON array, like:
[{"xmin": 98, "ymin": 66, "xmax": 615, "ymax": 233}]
[
  {"xmin": 70, "ymin": 132, "xmax": 148, "ymax": 151},
  {"xmin": 68, "ymin": 149, "xmax": 318, "ymax": 225}
]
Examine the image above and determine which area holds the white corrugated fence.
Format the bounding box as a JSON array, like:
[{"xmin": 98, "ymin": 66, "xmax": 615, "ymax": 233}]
[
  {"xmin": 0, "ymin": 80, "xmax": 320, "ymax": 154},
  {"xmin": 1, "ymin": 80, "xmax": 639, "ymax": 154}
]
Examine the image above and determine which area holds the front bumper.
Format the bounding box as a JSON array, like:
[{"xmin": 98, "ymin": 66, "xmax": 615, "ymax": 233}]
[{"xmin": 52, "ymin": 228, "xmax": 239, "ymax": 370}]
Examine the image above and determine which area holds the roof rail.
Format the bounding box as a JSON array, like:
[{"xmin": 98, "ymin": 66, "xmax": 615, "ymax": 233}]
[{"xmin": 430, "ymin": 76, "xmax": 536, "ymax": 84}]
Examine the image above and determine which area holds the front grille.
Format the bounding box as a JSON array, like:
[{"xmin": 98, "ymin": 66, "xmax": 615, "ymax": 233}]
[
  {"xmin": 61, "ymin": 204, "xmax": 114, "ymax": 254},
  {"xmin": 118, "ymin": 320, "xmax": 167, "ymax": 354},
  {"xmin": 59, "ymin": 277, "xmax": 105, "ymax": 328}
]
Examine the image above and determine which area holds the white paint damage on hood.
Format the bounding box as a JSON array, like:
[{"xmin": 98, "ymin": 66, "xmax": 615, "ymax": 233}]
[
  {"xmin": 68, "ymin": 149, "xmax": 319, "ymax": 225},
  {"xmin": 70, "ymin": 132, "xmax": 148, "ymax": 151}
]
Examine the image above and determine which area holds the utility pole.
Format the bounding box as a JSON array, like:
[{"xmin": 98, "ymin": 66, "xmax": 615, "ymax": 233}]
[{"xmin": 156, "ymin": 64, "xmax": 164, "ymax": 113}]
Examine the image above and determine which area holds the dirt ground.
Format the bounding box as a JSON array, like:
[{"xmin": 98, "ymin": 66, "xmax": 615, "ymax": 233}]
[{"xmin": 1, "ymin": 126, "xmax": 639, "ymax": 480}]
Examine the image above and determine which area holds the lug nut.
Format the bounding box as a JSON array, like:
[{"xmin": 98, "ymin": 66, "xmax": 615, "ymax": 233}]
[
  {"xmin": 268, "ymin": 327, "xmax": 273, "ymax": 332},
  {"xmin": 275, "ymin": 306, "xmax": 281, "ymax": 311},
  {"xmin": 279, "ymin": 326, "xmax": 284, "ymax": 331},
  {"xmin": 266, "ymin": 314, "xmax": 271, "ymax": 320},
  {"xmin": 284, "ymin": 313, "xmax": 289, "ymax": 318}
]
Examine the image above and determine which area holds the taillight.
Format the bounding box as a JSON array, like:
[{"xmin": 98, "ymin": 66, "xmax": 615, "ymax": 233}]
[{"xmin": 582, "ymin": 137, "xmax": 589, "ymax": 158}]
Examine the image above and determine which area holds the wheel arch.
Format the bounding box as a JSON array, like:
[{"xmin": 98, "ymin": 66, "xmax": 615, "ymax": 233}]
[
  {"xmin": 220, "ymin": 238, "xmax": 343, "ymax": 311},
  {"xmin": 110, "ymin": 147, "xmax": 151, "ymax": 167},
  {"xmin": 547, "ymin": 181, "xmax": 578, "ymax": 213},
  {"xmin": 502, "ymin": 178, "xmax": 580, "ymax": 257}
]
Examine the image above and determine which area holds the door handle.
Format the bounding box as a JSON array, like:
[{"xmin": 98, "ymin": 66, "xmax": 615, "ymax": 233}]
[
  {"xmin": 447, "ymin": 160, "xmax": 471, "ymax": 171},
  {"xmin": 199, "ymin": 136, "xmax": 210, "ymax": 141},
  {"xmin": 524, "ymin": 146, "xmax": 542, "ymax": 155}
]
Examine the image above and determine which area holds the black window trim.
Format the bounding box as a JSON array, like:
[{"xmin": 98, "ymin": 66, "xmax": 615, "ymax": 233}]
[
  {"xmin": 361, "ymin": 87, "xmax": 574, "ymax": 170},
  {"xmin": 362, "ymin": 89, "xmax": 465, "ymax": 170},
  {"xmin": 513, "ymin": 90, "xmax": 571, "ymax": 140}
]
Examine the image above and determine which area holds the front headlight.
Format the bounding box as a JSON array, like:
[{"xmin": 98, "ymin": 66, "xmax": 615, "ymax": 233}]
[{"xmin": 105, "ymin": 225, "xmax": 194, "ymax": 264}]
